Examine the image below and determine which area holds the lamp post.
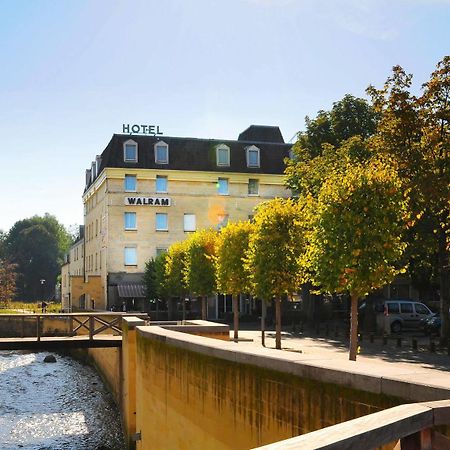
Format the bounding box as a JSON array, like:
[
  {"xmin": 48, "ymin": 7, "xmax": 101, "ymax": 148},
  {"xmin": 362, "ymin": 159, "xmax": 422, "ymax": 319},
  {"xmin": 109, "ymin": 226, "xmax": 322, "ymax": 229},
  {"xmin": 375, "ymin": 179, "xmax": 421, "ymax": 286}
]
[{"xmin": 40, "ymin": 279, "xmax": 46, "ymax": 312}]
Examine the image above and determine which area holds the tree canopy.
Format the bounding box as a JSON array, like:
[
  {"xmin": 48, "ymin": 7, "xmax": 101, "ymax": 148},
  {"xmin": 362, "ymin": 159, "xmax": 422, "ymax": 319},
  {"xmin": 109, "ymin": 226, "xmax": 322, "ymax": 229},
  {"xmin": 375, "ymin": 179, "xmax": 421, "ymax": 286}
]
[
  {"xmin": 3, "ymin": 214, "xmax": 72, "ymax": 300},
  {"xmin": 303, "ymin": 160, "xmax": 408, "ymax": 359},
  {"xmin": 246, "ymin": 198, "xmax": 305, "ymax": 349}
]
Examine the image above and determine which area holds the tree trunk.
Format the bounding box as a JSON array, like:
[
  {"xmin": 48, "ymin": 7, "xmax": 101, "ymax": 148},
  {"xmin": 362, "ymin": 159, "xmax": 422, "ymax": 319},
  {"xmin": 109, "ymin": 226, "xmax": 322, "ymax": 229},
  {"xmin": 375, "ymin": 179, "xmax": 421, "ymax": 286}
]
[
  {"xmin": 201, "ymin": 296, "xmax": 207, "ymax": 320},
  {"xmin": 261, "ymin": 300, "xmax": 266, "ymax": 347},
  {"xmin": 275, "ymin": 297, "xmax": 282, "ymax": 350},
  {"xmin": 233, "ymin": 293, "xmax": 239, "ymax": 341},
  {"xmin": 182, "ymin": 296, "xmax": 186, "ymax": 322},
  {"xmin": 349, "ymin": 293, "xmax": 359, "ymax": 361},
  {"xmin": 438, "ymin": 228, "xmax": 449, "ymax": 345}
]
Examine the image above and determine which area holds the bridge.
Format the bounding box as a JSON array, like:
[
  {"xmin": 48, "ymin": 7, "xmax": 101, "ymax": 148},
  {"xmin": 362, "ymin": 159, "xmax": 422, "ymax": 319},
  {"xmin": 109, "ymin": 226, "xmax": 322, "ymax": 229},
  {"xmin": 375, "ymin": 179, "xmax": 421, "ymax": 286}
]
[{"xmin": 0, "ymin": 312, "xmax": 149, "ymax": 350}]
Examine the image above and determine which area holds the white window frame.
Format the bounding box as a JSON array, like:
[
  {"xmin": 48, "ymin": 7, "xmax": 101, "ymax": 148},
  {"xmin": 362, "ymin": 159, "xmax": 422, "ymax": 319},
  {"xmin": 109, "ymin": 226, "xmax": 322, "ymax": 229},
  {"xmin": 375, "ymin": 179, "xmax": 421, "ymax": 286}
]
[
  {"xmin": 216, "ymin": 144, "xmax": 230, "ymax": 167},
  {"xmin": 124, "ymin": 174, "xmax": 137, "ymax": 192},
  {"xmin": 123, "ymin": 139, "xmax": 138, "ymax": 162},
  {"xmin": 154, "ymin": 141, "xmax": 169, "ymax": 164},
  {"xmin": 217, "ymin": 178, "xmax": 229, "ymax": 195},
  {"xmin": 155, "ymin": 213, "xmax": 168, "ymax": 231},
  {"xmin": 184, "ymin": 214, "xmax": 196, "ymax": 232},
  {"xmin": 155, "ymin": 175, "xmax": 168, "ymax": 193},
  {"xmin": 124, "ymin": 212, "xmax": 137, "ymax": 230},
  {"xmin": 124, "ymin": 246, "xmax": 137, "ymax": 266},
  {"xmin": 246, "ymin": 145, "xmax": 260, "ymax": 168},
  {"xmin": 248, "ymin": 178, "xmax": 259, "ymax": 196}
]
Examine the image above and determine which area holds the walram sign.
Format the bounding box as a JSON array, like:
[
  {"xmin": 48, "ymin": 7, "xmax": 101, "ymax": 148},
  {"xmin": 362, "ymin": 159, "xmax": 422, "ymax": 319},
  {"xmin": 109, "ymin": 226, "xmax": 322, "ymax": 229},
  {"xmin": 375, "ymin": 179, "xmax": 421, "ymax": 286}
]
[{"xmin": 124, "ymin": 197, "xmax": 171, "ymax": 206}]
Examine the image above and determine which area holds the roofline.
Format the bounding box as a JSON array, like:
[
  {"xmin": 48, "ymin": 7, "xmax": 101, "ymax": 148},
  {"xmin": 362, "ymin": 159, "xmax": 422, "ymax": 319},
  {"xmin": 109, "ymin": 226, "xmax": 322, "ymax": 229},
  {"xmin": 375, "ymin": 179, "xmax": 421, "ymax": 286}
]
[{"xmin": 113, "ymin": 133, "xmax": 292, "ymax": 146}]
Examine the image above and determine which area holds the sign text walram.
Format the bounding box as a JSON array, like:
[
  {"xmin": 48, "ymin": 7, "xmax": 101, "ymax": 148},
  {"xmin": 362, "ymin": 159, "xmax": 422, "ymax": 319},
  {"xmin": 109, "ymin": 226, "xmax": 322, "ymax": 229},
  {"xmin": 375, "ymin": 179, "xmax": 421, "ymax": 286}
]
[{"xmin": 124, "ymin": 197, "xmax": 171, "ymax": 206}]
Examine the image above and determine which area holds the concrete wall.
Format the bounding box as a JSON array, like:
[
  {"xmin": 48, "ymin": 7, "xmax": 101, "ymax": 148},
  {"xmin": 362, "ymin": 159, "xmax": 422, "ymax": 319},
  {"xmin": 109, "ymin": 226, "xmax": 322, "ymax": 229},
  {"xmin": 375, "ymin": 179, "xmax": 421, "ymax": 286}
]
[{"xmin": 134, "ymin": 327, "xmax": 402, "ymax": 450}]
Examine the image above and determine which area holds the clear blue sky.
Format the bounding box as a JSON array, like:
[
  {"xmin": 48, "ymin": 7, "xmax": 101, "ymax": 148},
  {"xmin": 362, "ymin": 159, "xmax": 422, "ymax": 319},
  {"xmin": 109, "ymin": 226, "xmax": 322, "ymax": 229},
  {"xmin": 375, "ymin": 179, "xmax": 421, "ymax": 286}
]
[{"xmin": 0, "ymin": 0, "xmax": 449, "ymax": 232}]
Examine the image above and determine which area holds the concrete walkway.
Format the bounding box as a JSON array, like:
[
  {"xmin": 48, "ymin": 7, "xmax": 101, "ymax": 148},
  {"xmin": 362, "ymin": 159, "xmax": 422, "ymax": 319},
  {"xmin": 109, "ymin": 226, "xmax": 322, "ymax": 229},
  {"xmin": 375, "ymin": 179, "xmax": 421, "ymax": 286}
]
[{"xmin": 231, "ymin": 329, "xmax": 450, "ymax": 401}]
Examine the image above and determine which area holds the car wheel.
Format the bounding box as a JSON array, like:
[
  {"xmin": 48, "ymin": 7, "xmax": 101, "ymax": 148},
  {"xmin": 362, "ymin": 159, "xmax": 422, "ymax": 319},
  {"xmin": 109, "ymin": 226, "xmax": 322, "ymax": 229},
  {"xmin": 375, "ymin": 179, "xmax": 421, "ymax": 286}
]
[{"xmin": 391, "ymin": 321, "xmax": 402, "ymax": 334}]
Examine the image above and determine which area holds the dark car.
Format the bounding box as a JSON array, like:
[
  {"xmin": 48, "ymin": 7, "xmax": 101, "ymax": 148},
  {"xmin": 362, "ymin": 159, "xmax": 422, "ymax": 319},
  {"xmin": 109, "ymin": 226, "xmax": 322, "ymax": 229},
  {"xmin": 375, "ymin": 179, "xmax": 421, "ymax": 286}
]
[{"xmin": 423, "ymin": 314, "xmax": 441, "ymax": 335}]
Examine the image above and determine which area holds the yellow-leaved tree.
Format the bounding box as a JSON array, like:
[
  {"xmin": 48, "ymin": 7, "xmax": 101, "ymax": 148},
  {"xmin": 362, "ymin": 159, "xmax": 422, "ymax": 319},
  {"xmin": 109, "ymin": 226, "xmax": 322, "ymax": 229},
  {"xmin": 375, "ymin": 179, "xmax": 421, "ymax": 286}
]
[
  {"xmin": 216, "ymin": 221, "xmax": 253, "ymax": 341},
  {"xmin": 304, "ymin": 159, "xmax": 408, "ymax": 360},
  {"xmin": 246, "ymin": 198, "xmax": 305, "ymax": 350},
  {"xmin": 184, "ymin": 229, "xmax": 217, "ymax": 320}
]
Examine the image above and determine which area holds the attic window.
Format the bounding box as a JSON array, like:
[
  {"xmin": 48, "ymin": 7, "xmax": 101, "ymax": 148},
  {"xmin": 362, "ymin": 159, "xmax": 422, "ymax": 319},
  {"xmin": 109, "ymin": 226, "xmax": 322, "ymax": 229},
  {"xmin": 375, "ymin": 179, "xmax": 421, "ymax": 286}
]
[
  {"xmin": 155, "ymin": 141, "xmax": 169, "ymax": 164},
  {"xmin": 246, "ymin": 145, "xmax": 260, "ymax": 168},
  {"xmin": 216, "ymin": 144, "xmax": 230, "ymax": 166},
  {"xmin": 124, "ymin": 140, "xmax": 138, "ymax": 162}
]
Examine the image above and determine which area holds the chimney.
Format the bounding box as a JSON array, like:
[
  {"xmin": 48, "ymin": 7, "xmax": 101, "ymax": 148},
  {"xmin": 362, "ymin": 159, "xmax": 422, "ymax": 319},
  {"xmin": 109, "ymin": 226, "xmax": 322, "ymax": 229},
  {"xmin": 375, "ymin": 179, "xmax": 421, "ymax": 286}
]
[{"xmin": 85, "ymin": 169, "xmax": 91, "ymax": 187}]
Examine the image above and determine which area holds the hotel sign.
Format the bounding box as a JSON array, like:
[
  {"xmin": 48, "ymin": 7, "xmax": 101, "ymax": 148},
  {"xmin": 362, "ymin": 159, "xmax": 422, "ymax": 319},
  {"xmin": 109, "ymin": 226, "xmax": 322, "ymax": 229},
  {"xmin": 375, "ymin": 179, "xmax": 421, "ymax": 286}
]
[
  {"xmin": 125, "ymin": 197, "xmax": 171, "ymax": 206},
  {"xmin": 122, "ymin": 124, "xmax": 163, "ymax": 135}
]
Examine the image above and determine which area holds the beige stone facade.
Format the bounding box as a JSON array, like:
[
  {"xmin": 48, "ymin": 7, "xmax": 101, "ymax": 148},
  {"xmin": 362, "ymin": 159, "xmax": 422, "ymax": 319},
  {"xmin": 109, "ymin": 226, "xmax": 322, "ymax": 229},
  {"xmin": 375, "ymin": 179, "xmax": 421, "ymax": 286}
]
[{"xmin": 62, "ymin": 126, "xmax": 291, "ymax": 311}]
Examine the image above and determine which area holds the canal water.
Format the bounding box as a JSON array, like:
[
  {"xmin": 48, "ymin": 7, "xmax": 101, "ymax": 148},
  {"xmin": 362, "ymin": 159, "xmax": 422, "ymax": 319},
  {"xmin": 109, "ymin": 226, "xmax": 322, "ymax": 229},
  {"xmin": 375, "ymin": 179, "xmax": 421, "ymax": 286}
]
[{"xmin": 0, "ymin": 351, "xmax": 125, "ymax": 450}]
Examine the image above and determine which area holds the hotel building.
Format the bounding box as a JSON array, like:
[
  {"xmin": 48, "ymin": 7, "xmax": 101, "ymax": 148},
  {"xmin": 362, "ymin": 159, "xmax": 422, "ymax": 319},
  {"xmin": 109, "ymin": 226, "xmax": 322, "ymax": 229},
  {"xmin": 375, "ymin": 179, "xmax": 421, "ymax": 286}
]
[{"xmin": 62, "ymin": 125, "xmax": 292, "ymax": 315}]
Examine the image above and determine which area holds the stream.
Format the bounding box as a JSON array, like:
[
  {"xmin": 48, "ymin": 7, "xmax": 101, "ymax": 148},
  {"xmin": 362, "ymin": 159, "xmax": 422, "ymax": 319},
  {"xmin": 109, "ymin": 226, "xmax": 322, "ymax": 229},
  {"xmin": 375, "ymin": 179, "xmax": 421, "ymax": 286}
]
[{"xmin": 0, "ymin": 350, "xmax": 124, "ymax": 450}]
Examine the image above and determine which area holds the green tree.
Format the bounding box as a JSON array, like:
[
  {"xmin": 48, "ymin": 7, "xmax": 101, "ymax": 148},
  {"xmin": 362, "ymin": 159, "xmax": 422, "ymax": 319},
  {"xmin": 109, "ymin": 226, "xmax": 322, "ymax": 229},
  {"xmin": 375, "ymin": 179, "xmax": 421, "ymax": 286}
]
[
  {"xmin": 165, "ymin": 240, "xmax": 189, "ymax": 320},
  {"xmin": 4, "ymin": 214, "xmax": 72, "ymax": 300},
  {"xmin": 184, "ymin": 229, "xmax": 217, "ymax": 320},
  {"xmin": 0, "ymin": 260, "xmax": 17, "ymax": 308},
  {"xmin": 304, "ymin": 160, "xmax": 408, "ymax": 360},
  {"xmin": 367, "ymin": 57, "xmax": 450, "ymax": 342},
  {"xmin": 246, "ymin": 198, "xmax": 305, "ymax": 349},
  {"xmin": 144, "ymin": 252, "xmax": 168, "ymax": 299},
  {"xmin": 216, "ymin": 221, "xmax": 253, "ymax": 340}
]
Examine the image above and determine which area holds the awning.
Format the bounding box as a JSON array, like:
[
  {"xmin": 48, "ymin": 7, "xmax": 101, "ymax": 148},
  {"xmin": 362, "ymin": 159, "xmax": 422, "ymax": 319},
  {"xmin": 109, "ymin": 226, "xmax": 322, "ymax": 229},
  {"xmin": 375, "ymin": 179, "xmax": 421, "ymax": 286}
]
[{"xmin": 117, "ymin": 284, "xmax": 146, "ymax": 298}]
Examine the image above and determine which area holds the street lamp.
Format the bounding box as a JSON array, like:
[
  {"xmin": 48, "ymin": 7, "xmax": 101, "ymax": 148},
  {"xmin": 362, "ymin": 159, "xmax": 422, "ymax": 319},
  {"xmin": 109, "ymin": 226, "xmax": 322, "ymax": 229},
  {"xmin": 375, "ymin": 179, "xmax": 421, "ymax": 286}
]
[{"xmin": 40, "ymin": 279, "xmax": 46, "ymax": 312}]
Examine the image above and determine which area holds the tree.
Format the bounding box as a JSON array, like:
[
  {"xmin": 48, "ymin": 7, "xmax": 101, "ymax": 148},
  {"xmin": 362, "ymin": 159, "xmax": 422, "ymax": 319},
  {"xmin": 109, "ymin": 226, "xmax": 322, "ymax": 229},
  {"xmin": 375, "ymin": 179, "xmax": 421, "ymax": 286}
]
[
  {"xmin": 4, "ymin": 214, "xmax": 72, "ymax": 300},
  {"xmin": 143, "ymin": 252, "xmax": 168, "ymax": 316},
  {"xmin": 304, "ymin": 160, "xmax": 408, "ymax": 360},
  {"xmin": 367, "ymin": 57, "xmax": 450, "ymax": 342},
  {"xmin": 216, "ymin": 221, "xmax": 253, "ymax": 341},
  {"xmin": 246, "ymin": 198, "xmax": 305, "ymax": 349},
  {"xmin": 165, "ymin": 240, "xmax": 189, "ymax": 320},
  {"xmin": 0, "ymin": 260, "xmax": 17, "ymax": 308},
  {"xmin": 184, "ymin": 229, "xmax": 217, "ymax": 320}
]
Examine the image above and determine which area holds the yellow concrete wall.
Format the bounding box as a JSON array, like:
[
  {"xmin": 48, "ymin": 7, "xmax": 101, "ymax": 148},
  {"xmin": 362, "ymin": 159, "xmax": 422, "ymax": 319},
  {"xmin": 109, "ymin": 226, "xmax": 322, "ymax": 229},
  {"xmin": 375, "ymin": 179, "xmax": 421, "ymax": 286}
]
[
  {"xmin": 135, "ymin": 333, "xmax": 401, "ymax": 450},
  {"xmin": 88, "ymin": 347, "xmax": 122, "ymax": 406}
]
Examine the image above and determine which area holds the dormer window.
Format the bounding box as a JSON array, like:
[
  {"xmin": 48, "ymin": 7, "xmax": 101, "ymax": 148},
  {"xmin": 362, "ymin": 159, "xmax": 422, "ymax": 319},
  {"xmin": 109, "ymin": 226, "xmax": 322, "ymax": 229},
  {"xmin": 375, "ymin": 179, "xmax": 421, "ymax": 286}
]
[
  {"xmin": 246, "ymin": 145, "xmax": 260, "ymax": 168},
  {"xmin": 216, "ymin": 144, "xmax": 230, "ymax": 166},
  {"xmin": 155, "ymin": 141, "xmax": 169, "ymax": 164},
  {"xmin": 124, "ymin": 140, "xmax": 138, "ymax": 162}
]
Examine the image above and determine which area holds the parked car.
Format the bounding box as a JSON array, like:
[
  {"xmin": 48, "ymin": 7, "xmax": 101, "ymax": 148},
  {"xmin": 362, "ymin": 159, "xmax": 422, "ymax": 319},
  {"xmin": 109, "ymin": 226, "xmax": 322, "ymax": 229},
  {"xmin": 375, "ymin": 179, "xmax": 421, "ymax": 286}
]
[
  {"xmin": 423, "ymin": 314, "xmax": 441, "ymax": 335},
  {"xmin": 378, "ymin": 300, "xmax": 434, "ymax": 333}
]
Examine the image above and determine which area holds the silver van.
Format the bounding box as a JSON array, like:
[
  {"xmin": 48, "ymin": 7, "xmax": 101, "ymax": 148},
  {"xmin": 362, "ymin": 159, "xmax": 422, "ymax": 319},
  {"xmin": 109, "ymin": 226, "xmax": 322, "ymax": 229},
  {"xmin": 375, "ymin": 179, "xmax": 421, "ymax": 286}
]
[{"xmin": 380, "ymin": 300, "xmax": 434, "ymax": 333}]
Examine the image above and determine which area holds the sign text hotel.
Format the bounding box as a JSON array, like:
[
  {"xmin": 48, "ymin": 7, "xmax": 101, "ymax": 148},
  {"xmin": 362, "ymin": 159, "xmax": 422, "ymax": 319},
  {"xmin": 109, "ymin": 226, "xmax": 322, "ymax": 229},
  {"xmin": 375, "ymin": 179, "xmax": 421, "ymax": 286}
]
[
  {"xmin": 122, "ymin": 124, "xmax": 163, "ymax": 135},
  {"xmin": 125, "ymin": 197, "xmax": 171, "ymax": 206}
]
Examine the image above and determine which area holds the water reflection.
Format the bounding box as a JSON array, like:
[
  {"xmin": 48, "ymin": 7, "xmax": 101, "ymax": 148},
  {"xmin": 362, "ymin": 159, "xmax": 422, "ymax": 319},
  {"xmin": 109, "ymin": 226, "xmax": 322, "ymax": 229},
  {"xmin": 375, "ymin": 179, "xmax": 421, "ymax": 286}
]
[{"xmin": 0, "ymin": 351, "xmax": 124, "ymax": 450}]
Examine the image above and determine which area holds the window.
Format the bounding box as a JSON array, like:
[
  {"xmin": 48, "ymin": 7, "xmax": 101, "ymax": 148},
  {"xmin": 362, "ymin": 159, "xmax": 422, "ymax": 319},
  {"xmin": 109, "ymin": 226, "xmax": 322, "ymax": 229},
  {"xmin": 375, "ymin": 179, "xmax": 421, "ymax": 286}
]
[
  {"xmin": 387, "ymin": 303, "xmax": 399, "ymax": 314},
  {"xmin": 156, "ymin": 175, "xmax": 168, "ymax": 193},
  {"xmin": 184, "ymin": 214, "xmax": 196, "ymax": 232},
  {"xmin": 155, "ymin": 141, "xmax": 169, "ymax": 164},
  {"xmin": 248, "ymin": 179, "xmax": 259, "ymax": 195},
  {"xmin": 246, "ymin": 145, "xmax": 260, "ymax": 168},
  {"xmin": 415, "ymin": 304, "xmax": 429, "ymax": 315},
  {"xmin": 125, "ymin": 175, "xmax": 137, "ymax": 192},
  {"xmin": 124, "ymin": 140, "xmax": 138, "ymax": 162},
  {"xmin": 156, "ymin": 213, "xmax": 168, "ymax": 231},
  {"xmin": 156, "ymin": 248, "xmax": 167, "ymax": 256},
  {"xmin": 217, "ymin": 214, "xmax": 229, "ymax": 230},
  {"xmin": 400, "ymin": 303, "xmax": 413, "ymax": 314},
  {"xmin": 124, "ymin": 212, "xmax": 137, "ymax": 230},
  {"xmin": 216, "ymin": 144, "xmax": 230, "ymax": 166},
  {"xmin": 124, "ymin": 247, "xmax": 137, "ymax": 266},
  {"xmin": 217, "ymin": 178, "xmax": 229, "ymax": 195}
]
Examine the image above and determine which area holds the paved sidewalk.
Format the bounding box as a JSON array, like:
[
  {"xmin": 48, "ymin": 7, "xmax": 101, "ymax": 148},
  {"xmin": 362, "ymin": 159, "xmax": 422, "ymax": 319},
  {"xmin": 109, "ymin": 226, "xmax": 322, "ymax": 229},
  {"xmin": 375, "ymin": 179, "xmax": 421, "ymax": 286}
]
[{"xmin": 230, "ymin": 329, "xmax": 450, "ymax": 400}]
